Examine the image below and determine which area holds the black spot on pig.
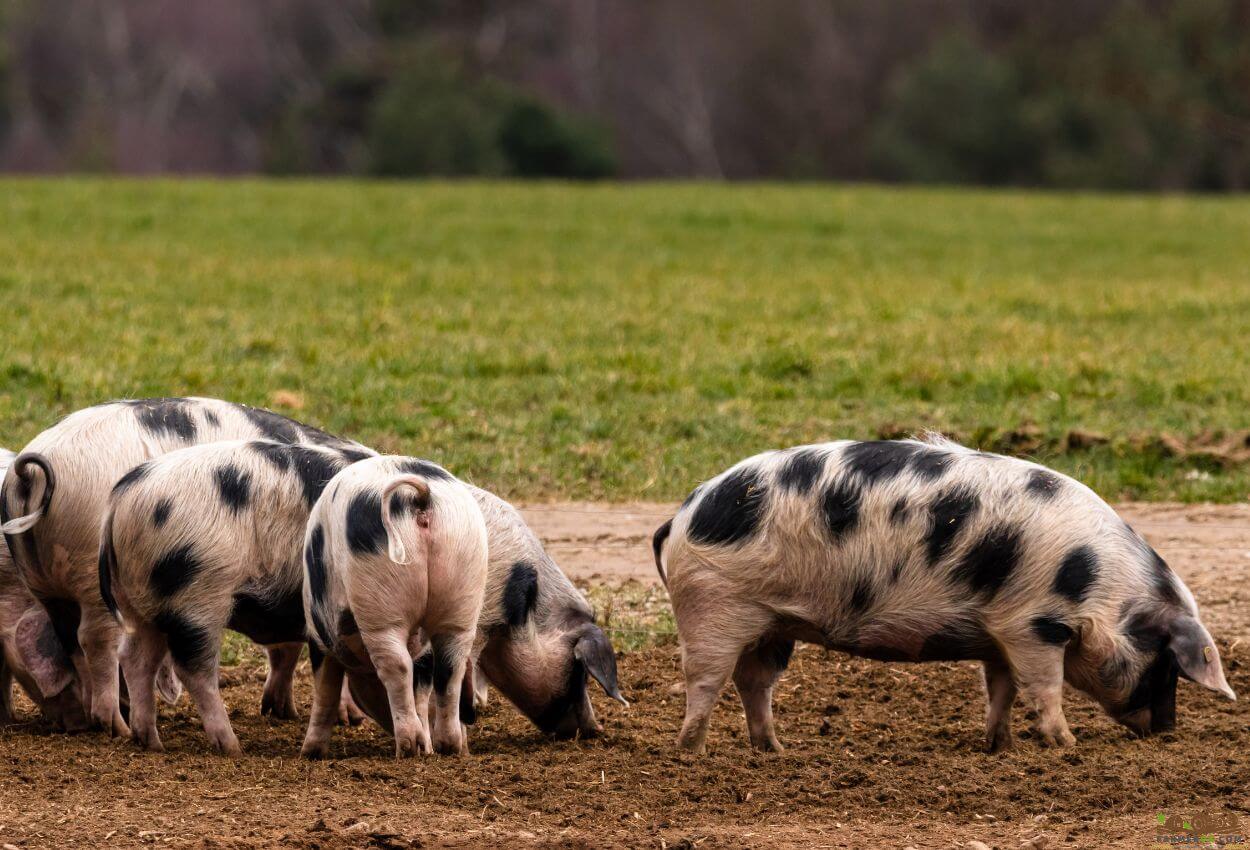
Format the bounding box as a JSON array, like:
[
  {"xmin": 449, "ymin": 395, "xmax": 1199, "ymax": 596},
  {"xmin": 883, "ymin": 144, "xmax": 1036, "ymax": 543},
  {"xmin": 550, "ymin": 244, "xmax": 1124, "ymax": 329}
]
[
  {"xmin": 412, "ymin": 652, "xmax": 434, "ymax": 690},
  {"xmin": 388, "ymin": 488, "xmax": 427, "ymax": 518},
  {"xmin": 687, "ymin": 466, "xmax": 768, "ymax": 546},
  {"xmin": 287, "ymin": 446, "xmax": 347, "ymax": 506},
  {"xmin": 228, "ymin": 589, "xmax": 305, "ymax": 645},
  {"xmin": 918, "ymin": 622, "xmax": 999, "ymax": 661},
  {"xmin": 1123, "ymin": 610, "xmax": 1168, "ymax": 654},
  {"xmin": 42, "ymin": 598, "xmax": 82, "ymax": 655},
  {"xmin": 776, "ymin": 447, "xmax": 826, "ymax": 493},
  {"xmin": 203, "ymin": 409, "xmax": 221, "ymax": 428},
  {"xmin": 651, "ymin": 519, "xmax": 672, "ymax": 578},
  {"xmin": 1120, "ymin": 651, "xmax": 1179, "ymax": 731},
  {"xmin": 1031, "ymin": 616, "xmax": 1074, "ymax": 646},
  {"xmin": 757, "ymin": 636, "xmax": 794, "ymax": 671},
  {"xmin": 398, "ymin": 459, "xmax": 453, "ymax": 481},
  {"xmin": 152, "ymin": 498, "xmax": 173, "ymax": 528},
  {"xmin": 239, "ymin": 405, "xmax": 302, "ymax": 444},
  {"xmin": 1148, "ymin": 550, "xmax": 1182, "ymax": 606},
  {"xmin": 1053, "ymin": 546, "xmax": 1098, "ymax": 603},
  {"xmin": 214, "ymin": 464, "xmax": 252, "ymax": 515},
  {"xmin": 842, "ymin": 441, "xmax": 922, "ymax": 484},
  {"xmin": 150, "ymin": 544, "xmax": 204, "ymax": 598},
  {"xmin": 304, "ymin": 525, "xmax": 333, "ymax": 647},
  {"xmin": 889, "ymin": 498, "xmax": 909, "ymax": 525},
  {"xmin": 951, "ymin": 525, "xmax": 1022, "ymax": 598},
  {"xmin": 848, "ymin": 578, "xmax": 875, "ymax": 614},
  {"xmin": 680, "ymin": 485, "xmax": 703, "ymax": 510},
  {"xmin": 910, "ymin": 448, "xmax": 955, "ymax": 481},
  {"xmin": 127, "ymin": 399, "xmax": 198, "ymax": 442},
  {"xmin": 1026, "ymin": 469, "xmax": 1062, "ymax": 500},
  {"xmin": 337, "ymin": 610, "xmax": 358, "ymax": 637},
  {"xmin": 890, "ymin": 560, "xmax": 905, "ymax": 583},
  {"xmin": 345, "ymin": 492, "xmax": 387, "ymax": 555},
  {"xmin": 821, "ymin": 479, "xmax": 861, "ymax": 541},
  {"xmin": 304, "ymin": 525, "xmax": 328, "ymax": 605},
  {"xmin": 112, "ymin": 462, "xmax": 152, "ymax": 496},
  {"xmin": 249, "ymin": 441, "xmax": 292, "ymax": 472},
  {"xmin": 155, "ymin": 610, "xmax": 213, "ymax": 671},
  {"xmin": 339, "ymin": 447, "xmax": 371, "ymax": 464},
  {"xmin": 502, "ymin": 561, "xmax": 539, "ymax": 627},
  {"xmin": 460, "ymin": 677, "xmax": 478, "ymax": 725},
  {"xmin": 925, "ymin": 487, "xmax": 979, "ymax": 564},
  {"xmin": 432, "ymin": 642, "xmax": 457, "ymax": 695}
]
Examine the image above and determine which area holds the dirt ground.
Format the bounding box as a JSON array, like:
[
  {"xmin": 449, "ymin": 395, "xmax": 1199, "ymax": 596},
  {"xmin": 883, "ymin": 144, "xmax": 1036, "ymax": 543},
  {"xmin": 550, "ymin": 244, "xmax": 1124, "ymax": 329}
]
[{"xmin": 1, "ymin": 502, "xmax": 1247, "ymax": 849}]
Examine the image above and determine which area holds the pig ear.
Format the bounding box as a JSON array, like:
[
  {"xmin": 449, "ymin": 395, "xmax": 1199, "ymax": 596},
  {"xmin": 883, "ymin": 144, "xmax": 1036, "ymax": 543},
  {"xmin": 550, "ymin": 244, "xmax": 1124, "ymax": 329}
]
[
  {"xmin": 13, "ymin": 609, "xmax": 73, "ymax": 698},
  {"xmin": 574, "ymin": 624, "xmax": 627, "ymax": 707},
  {"xmin": 155, "ymin": 654, "xmax": 183, "ymax": 705},
  {"xmin": 1168, "ymin": 615, "xmax": 1236, "ymax": 700}
]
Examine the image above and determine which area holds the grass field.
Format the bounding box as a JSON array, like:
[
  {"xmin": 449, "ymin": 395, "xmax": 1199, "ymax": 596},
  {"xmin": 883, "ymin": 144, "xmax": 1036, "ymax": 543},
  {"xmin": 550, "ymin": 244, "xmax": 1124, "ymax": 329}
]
[{"xmin": 1, "ymin": 179, "xmax": 1248, "ymax": 501}]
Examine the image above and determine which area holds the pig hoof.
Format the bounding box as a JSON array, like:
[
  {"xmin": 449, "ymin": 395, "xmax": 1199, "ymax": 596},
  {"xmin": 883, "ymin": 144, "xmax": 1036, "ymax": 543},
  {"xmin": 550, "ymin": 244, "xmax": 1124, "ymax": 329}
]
[
  {"xmin": 300, "ymin": 742, "xmax": 330, "ymax": 760},
  {"xmin": 98, "ymin": 712, "xmax": 130, "ymax": 739},
  {"xmin": 1039, "ymin": 730, "xmax": 1075, "ymax": 748},
  {"xmin": 986, "ymin": 729, "xmax": 1013, "ymax": 753},
  {"xmin": 752, "ymin": 735, "xmax": 784, "ymax": 753},
  {"xmin": 338, "ymin": 705, "xmax": 365, "ymax": 727},
  {"xmin": 675, "ymin": 736, "xmax": 707, "ymax": 755},
  {"xmin": 212, "ymin": 737, "xmax": 243, "ymax": 758},
  {"xmin": 131, "ymin": 729, "xmax": 164, "ymax": 752},
  {"xmin": 261, "ymin": 694, "xmax": 299, "ymax": 721}
]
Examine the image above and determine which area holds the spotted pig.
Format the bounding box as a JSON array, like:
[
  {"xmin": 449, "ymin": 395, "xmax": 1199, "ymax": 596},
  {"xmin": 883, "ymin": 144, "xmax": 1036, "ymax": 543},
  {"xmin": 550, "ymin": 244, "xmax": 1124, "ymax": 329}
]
[
  {"xmin": 1, "ymin": 398, "xmax": 370, "ymax": 736},
  {"xmin": 300, "ymin": 456, "xmax": 488, "ymax": 758},
  {"xmin": 653, "ymin": 437, "xmax": 1235, "ymax": 754},
  {"xmin": 99, "ymin": 439, "xmax": 371, "ymax": 755}
]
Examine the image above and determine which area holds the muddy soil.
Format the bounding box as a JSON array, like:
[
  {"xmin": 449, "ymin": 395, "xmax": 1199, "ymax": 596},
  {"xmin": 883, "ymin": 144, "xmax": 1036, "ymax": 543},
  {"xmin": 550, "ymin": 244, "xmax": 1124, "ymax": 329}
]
[{"xmin": 1, "ymin": 503, "xmax": 1248, "ymax": 849}]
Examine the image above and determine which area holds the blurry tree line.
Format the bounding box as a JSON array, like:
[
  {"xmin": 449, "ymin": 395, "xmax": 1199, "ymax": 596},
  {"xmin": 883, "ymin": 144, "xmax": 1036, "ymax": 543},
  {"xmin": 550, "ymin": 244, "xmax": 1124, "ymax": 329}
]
[{"xmin": 0, "ymin": 0, "xmax": 1248, "ymax": 188}]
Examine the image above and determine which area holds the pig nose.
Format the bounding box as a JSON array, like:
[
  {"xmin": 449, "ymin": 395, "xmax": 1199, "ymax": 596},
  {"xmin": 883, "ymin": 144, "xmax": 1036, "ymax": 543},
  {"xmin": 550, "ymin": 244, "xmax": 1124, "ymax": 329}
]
[{"xmin": 1118, "ymin": 708, "xmax": 1152, "ymax": 737}]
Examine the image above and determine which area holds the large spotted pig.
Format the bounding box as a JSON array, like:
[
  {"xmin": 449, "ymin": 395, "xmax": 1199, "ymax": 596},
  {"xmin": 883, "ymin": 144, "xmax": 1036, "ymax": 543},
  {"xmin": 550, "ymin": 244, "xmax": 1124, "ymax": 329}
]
[
  {"xmin": 654, "ymin": 437, "xmax": 1235, "ymax": 754},
  {"xmin": 99, "ymin": 440, "xmax": 372, "ymax": 755},
  {"xmin": 300, "ymin": 456, "xmax": 488, "ymax": 758},
  {"xmin": 0, "ymin": 448, "xmax": 88, "ymax": 730},
  {"xmin": 0, "ymin": 398, "xmax": 370, "ymax": 736}
]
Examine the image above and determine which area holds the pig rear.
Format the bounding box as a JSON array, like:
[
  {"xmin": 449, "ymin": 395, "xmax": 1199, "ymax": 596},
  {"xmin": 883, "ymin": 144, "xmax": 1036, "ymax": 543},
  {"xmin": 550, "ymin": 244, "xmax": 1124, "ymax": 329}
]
[{"xmin": 301, "ymin": 456, "xmax": 488, "ymax": 759}]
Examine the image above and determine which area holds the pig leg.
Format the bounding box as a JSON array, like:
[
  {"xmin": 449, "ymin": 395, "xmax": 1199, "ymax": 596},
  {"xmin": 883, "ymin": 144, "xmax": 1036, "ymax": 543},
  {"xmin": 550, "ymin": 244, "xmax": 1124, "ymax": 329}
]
[
  {"xmin": 982, "ymin": 658, "xmax": 1017, "ymax": 753},
  {"xmin": 675, "ymin": 597, "xmax": 770, "ymax": 753},
  {"xmin": 732, "ymin": 636, "xmax": 793, "ymax": 753},
  {"xmin": 261, "ymin": 643, "xmax": 301, "ymax": 720},
  {"xmin": 429, "ymin": 631, "xmax": 474, "ymax": 756},
  {"xmin": 472, "ymin": 663, "xmax": 489, "ymax": 710},
  {"xmin": 299, "ymin": 653, "xmax": 346, "ymax": 759},
  {"xmin": 78, "ymin": 606, "xmax": 128, "ymax": 737},
  {"xmin": 338, "ymin": 678, "xmax": 366, "ymax": 726},
  {"xmin": 360, "ymin": 628, "xmax": 423, "ymax": 758},
  {"xmin": 413, "ymin": 649, "xmax": 434, "ymax": 753},
  {"xmin": 119, "ymin": 626, "xmax": 167, "ymax": 752},
  {"xmin": 1007, "ymin": 645, "xmax": 1074, "ymax": 748},
  {"xmin": 0, "ymin": 655, "xmax": 12, "ymax": 725},
  {"xmin": 172, "ymin": 632, "xmax": 240, "ymax": 757},
  {"xmin": 308, "ymin": 643, "xmax": 365, "ymax": 726}
]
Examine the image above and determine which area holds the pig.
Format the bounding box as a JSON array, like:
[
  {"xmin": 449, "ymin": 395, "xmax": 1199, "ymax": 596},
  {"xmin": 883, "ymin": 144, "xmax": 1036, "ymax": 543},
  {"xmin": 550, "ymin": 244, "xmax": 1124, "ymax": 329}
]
[
  {"xmin": 300, "ymin": 456, "xmax": 488, "ymax": 758},
  {"xmin": 1, "ymin": 398, "xmax": 369, "ymax": 736},
  {"xmin": 653, "ymin": 437, "xmax": 1236, "ymax": 754},
  {"xmin": 307, "ymin": 480, "xmax": 627, "ymax": 749},
  {"xmin": 465, "ymin": 486, "xmax": 626, "ymax": 738},
  {"xmin": 0, "ymin": 448, "xmax": 88, "ymax": 730},
  {"xmin": 99, "ymin": 439, "xmax": 372, "ymax": 754}
]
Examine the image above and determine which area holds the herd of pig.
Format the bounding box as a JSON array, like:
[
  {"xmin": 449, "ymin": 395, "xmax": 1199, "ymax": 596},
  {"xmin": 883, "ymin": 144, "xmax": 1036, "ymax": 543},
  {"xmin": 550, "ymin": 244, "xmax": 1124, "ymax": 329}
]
[{"xmin": 0, "ymin": 397, "xmax": 1236, "ymax": 761}]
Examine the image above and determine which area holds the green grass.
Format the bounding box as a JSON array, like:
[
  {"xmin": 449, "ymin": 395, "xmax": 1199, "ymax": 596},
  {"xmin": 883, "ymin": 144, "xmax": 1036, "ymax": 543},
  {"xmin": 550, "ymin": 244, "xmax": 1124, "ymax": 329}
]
[{"xmin": 2, "ymin": 179, "xmax": 1249, "ymax": 502}]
